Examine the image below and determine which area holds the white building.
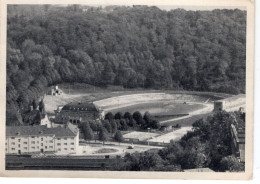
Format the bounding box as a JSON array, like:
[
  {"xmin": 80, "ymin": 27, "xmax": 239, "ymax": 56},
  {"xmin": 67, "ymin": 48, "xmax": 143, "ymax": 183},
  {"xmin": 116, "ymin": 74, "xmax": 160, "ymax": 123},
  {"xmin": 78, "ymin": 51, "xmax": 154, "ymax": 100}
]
[{"xmin": 6, "ymin": 123, "xmax": 79, "ymax": 154}]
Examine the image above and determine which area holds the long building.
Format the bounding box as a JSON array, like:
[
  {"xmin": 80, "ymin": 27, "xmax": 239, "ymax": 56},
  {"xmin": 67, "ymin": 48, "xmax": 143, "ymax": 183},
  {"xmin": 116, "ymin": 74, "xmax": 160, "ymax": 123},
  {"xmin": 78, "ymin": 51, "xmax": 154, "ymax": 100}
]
[
  {"xmin": 55, "ymin": 102, "xmax": 104, "ymax": 124},
  {"xmin": 6, "ymin": 123, "xmax": 79, "ymax": 154},
  {"xmin": 214, "ymin": 94, "xmax": 245, "ymax": 112},
  {"xmin": 230, "ymin": 115, "xmax": 245, "ymax": 162}
]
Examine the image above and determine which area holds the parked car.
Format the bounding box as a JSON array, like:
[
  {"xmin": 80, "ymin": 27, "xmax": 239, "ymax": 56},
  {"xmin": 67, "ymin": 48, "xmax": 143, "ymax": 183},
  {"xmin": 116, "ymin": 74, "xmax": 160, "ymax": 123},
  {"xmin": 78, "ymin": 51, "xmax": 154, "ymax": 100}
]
[{"xmin": 128, "ymin": 145, "xmax": 134, "ymax": 149}]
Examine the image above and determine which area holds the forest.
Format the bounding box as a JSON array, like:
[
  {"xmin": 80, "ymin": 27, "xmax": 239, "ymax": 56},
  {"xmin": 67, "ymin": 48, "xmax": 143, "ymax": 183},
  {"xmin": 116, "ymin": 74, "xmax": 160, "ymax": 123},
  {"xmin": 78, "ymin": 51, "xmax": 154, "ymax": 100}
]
[{"xmin": 6, "ymin": 5, "xmax": 246, "ymax": 125}]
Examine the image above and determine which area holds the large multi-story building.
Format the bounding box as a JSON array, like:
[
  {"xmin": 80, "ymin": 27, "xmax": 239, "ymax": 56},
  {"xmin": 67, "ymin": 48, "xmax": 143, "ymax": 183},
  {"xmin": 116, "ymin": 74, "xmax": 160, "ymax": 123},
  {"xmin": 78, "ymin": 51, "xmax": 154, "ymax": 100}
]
[
  {"xmin": 6, "ymin": 123, "xmax": 79, "ymax": 154},
  {"xmin": 55, "ymin": 102, "xmax": 104, "ymax": 124},
  {"xmin": 214, "ymin": 94, "xmax": 245, "ymax": 112}
]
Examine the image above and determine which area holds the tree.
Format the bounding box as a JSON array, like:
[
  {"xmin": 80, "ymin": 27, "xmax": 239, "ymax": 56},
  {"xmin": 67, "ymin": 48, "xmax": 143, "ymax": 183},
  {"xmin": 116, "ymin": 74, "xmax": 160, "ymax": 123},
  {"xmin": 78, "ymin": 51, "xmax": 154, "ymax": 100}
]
[
  {"xmin": 133, "ymin": 111, "xmax": 144, "ymax": 125},
  {"xmin": 219, "ymin": 156, "xmax": 244, "ymax": 172},
  {"xmin": 151, "ymin": 120, "xmax": 161, "ymax": 129},
  {"xmin": 38, "ymin": 99, "xmax": 45, "ymax": 114},
  {"xmin": 128, "ymin": 118, "xmax": 137, "ymax": 128},
  {"xmin": 143, "ymin": 111, "xmax": 152, "ymax": 128},
  {"xmin": 103, "ymin": 120, "xmax": 112, "ymax": 133},
  {"xmin": 89, "ymin": 121, "xmax": 98, "ymax": 132},
  {"xmin": 105, "ymin": 112, "xmax": 114, "ymax": 121},
  {"xmin": 115, "ymin": 112, "xmax": 123, "ymax": 120},
  {"xmin": 101, "ymin": 63, "xmax": 115, "ymax": 85},
  {"xmin": 124, "ymin": 112, "xmax": 132, "ymax": 120},
  {"xmin": 114, "ymin": 130, "xmax": 123, "ymax": 145},
  {"xmin": 98, "ymin": 127, "xmax": 109, "ymax": 145},
  {"xmin": 119, "ymin": 119, "xmax": 128, "ymax": 130},
  {"xmin": 111, "ymin": 120, "xmax": 118, "ymax": 133},
  {"xmin": 82, "ymin": 122, "xmax": 94, "ymax": 143},
  {"xmin": 32, "ymin": 99, "xmax": 38, "ymax": 110}
]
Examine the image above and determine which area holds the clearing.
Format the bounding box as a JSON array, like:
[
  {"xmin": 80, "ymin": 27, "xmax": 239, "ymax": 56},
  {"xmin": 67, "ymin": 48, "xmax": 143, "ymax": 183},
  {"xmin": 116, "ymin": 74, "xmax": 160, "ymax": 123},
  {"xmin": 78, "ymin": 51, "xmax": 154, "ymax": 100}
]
[
  {"xmin": 148, "ymin": 127, "xmax": 193, "ymax": 143},
  {"xmin": 123, "ymin": 131, "xmax": 160, "ymax": 141}
]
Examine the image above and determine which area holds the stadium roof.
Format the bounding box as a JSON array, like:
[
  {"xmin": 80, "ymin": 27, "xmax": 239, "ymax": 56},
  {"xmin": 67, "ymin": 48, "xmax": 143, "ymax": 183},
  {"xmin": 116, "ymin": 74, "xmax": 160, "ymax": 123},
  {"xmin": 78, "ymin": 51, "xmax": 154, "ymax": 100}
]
[{"xmin": 6, "ymin": 124, "xmax": 78, "ymax": 137}]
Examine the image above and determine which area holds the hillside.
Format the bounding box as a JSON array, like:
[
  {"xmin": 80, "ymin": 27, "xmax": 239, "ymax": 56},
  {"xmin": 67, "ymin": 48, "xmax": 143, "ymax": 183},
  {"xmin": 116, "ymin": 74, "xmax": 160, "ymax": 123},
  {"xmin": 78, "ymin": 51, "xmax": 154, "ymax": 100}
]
[{"xmin": 6, "ymin": 5, "xmax": 246, "ymax": 125}]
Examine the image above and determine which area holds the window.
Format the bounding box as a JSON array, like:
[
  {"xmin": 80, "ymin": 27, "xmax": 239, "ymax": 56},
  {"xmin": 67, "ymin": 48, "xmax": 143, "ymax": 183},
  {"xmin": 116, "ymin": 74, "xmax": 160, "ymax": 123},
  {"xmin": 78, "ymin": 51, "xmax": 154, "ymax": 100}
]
[
  {"xmin": 18, "ymin": 144, "xmax": 20, "ymax": 148},
  {"xmin": 58, "ymin": 148, "xmax": 61, "ymax": 151},
  {"xmin": 24, "ymin": 147, "xmax": 27, "ymax": 150},
  {"xmin": 64, "ymin": 148, "xmax": 67, "ymax": 150},
  {"xmin": 57, "ymin": 143, "xmax": 61, "ymax": 146},
  {"xmin": 45, "ymin": 146, "xmax": 47, "ymax": 149},
  {"xmin": 11, "ymin": 137, "xmax": 15, "ymax": 139},
  {"xmin": 11, "ymin": 148, "xmax": 15, "ymax": 150},
  {"xmin": 41, "ymin": 138, "xmax": 43, "ymax": 141},
  {"xmin": 49, "ymin": 140, "xmax": 53, "ymax": 143},
  {"xmin": 23, "ymin": 142, "xmax": 27, "ymax": 144},
  {"xmin": 37, "ymin": 146, "xmax": 39, "ymax": 149},
  {"xmin": 64, "ymin": 143, "xmax": 67, "ymax": 145},
  {"xmin": 49, "ymin": 146, "xmax": 53, "ymax": 149},
  {"xmin": 31, "ymin": 147, "xmax": 35, "ymax": 149},
  {"xmin": 70, "ymin": 148, "xmax": 74, "ymax": 150},
  {"xmin": 71, "ymin": 143, "xmax": 74, "ymax": 145},
  {"xmin": 31, "ymin": 141, "xmax": 35, "ymax": 144},
  {"xmin": 41, "ymin": 143, "xmax": 43, "ymax": 146},
  {"xmin": 57, "ymin": 138, "xmax": 61, "ymax": 140},
  {"xmin": 18, "ymin": 139, "xmax": 21, "ymax": 142},
  {"xmin": 64, "ymin": 138, "xmax": 67, "ymax": 140},
  {"xmin": 11, "ymin": 142, "xmax": 15, "ymax": 145},
  {"xmin": 31, "ymin": 136, "xmax": 35, "ymax": 138}
]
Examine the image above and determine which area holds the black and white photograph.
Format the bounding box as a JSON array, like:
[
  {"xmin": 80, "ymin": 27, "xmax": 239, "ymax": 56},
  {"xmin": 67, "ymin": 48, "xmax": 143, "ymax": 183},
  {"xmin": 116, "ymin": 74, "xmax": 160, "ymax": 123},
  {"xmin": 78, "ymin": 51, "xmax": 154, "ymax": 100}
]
[{"xmin": 0, "ymin": 0, "xmax": 254, "ymax": 180}]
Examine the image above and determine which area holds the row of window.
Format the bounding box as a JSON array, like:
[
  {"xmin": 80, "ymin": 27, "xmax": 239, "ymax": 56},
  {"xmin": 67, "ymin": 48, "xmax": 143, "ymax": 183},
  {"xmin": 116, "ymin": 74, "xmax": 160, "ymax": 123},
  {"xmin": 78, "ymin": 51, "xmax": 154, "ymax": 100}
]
[
  {"xmin": 9, "ymin": 139, "xmax": 74, "ymax": 144},
  {"xmin": 9, "ymin": 146, "xmax": 54, "ymax": 151},
  {"xmin": 57, "ymin": 143, "xmax": 74, "ymax": 146},
  {"xmin": 10, "ymin": 137, "xmax": 52, "ymax": 141},
  {"xmin": 10, "ymin": 137, "xmax": 73, "ymax": 140},
  {"xmin": 10, "ymin": 147, "xmax": 27, "ymax": 150},
  {"xmin": 57, "ymin": 148, "xmax": 74, "ymax": 151},
  {"xmin": 9, "ymin": 141, "xmax": 74, "ymax": 146},
  {"xmin": 56, "ymin": 138, "xmax": 74, "ymax": 140}
]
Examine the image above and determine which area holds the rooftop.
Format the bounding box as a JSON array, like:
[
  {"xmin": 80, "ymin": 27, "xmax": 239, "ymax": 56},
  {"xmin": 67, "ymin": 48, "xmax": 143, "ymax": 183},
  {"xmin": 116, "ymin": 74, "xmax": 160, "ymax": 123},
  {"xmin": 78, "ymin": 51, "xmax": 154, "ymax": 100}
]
[
  {"xmin": 62, "ymin": 102, "xmax": 100, "ymax": 112},
  {"xmin": 6, "ymin": 123, "xmax": 78, "ymax": 137}
]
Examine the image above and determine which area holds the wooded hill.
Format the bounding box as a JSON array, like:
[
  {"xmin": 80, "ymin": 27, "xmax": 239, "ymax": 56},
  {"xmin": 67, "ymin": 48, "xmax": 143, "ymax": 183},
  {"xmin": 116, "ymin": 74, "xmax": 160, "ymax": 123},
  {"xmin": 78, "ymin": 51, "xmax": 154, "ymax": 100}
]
[{"xmin": 6, "ymin": 5, "xmax": 246, "ymax": 125}]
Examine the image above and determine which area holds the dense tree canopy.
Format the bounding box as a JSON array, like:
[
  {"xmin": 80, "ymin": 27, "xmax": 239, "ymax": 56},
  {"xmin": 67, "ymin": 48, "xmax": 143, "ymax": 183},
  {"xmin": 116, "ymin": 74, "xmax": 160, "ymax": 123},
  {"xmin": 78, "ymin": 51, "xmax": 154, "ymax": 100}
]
[{"xmin": 6, "ymin": 5, "xmax": 246, "ymax": 125}]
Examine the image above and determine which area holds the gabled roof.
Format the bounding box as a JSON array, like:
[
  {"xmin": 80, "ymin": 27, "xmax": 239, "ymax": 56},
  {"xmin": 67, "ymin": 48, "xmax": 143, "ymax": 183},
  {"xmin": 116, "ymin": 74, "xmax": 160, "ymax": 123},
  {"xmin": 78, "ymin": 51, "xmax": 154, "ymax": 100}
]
[
  {"xmin": 6, "ymin": 123, "xmax": 78, "ymax": 137},
  {"xmin": 62, "ymin": 102, "xmax": 100, "ymax": 112}
]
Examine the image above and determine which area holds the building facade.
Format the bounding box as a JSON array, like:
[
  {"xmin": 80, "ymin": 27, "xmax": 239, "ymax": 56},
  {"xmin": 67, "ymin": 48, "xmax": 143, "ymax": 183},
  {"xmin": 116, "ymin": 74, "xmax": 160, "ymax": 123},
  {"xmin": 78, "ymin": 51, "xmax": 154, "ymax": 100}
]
[
  {"xmin": 55, "ymin": 102, "xmax": 104, "ymax": 124},
  {"xmin": 230, "ymin": 120, "xmax": 245, "ymax": 162},
  {"xmin": 6, "ymin": 123, "xmax": 79, "ymax": 154}
]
